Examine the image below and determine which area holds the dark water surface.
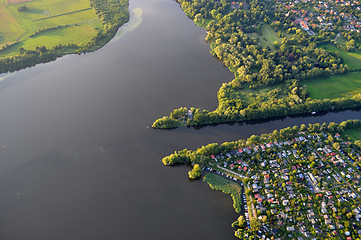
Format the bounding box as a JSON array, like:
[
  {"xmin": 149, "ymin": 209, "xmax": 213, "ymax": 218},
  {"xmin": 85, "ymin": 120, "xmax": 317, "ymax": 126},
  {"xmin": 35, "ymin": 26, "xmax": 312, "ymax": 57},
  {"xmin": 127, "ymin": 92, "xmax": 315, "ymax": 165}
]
[{"xmin": 0, "ymin": 0, "xmax": 360, "ymax": 239}]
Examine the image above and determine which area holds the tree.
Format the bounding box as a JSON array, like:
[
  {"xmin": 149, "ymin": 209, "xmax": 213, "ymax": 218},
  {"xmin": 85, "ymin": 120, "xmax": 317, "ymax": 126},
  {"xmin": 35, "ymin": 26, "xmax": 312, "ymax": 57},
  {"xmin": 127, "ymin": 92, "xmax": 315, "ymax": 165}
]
[
  {"xmin": 18, "ymin": 6, "xmax": 28, "ymax": 12},
  {"xmin": 248, "ymin": 135, "xmax": 260, "ymax": 143},
  {"xmin": 250, "ymin": 218, "xmax": 260, "ymax": 232},
  {"xmin": 354, "ymin": 140, "xmax": 361, "ymax": 150},
  {"xmin": 273, "ymin": 41, "xmax": 279, "ymax": 48},
  {"xmin": 19, "ymin": 47, "xmax": 25, "ymax": 55},
  {"xmin": 188, "ymin": 164, "xmax": 202, "ymax": 179},
  {"xmin": 333, "ymin": 142, "xmax": 340, "ymax": 151},
  {"xmin": 292, "ymin": 125, "xmax": 299, "ymax": 132},
  {"xmin": 238, "ymin": 215, "xmax": 245, "ymax": 227},
  {"xmin": 346, "ymin": 39, "xmax": 355, "ymax": 52},
  {"xmin": 310, "ymin": 161, "xmax": 316, "ymax": 168}
]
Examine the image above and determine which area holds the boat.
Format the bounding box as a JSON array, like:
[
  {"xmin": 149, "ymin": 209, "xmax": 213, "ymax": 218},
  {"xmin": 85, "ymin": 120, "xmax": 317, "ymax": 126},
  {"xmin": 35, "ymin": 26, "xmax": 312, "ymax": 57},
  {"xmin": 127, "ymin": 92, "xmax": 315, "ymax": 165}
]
[{"xmin": 311, "ymin": 111, "xmax": 316, "ymax": 115}]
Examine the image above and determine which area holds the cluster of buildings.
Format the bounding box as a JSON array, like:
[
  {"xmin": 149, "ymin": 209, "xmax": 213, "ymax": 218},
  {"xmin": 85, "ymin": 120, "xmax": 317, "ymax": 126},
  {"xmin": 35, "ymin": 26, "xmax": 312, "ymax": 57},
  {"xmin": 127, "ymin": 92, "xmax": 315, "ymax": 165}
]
[
  {"xmin": 280, "ymin": 0, "xmax": 361, "ymax": 32},
  {"xmin": 206, "ymin": 130, "xmax": 361, "ymax": 239}
]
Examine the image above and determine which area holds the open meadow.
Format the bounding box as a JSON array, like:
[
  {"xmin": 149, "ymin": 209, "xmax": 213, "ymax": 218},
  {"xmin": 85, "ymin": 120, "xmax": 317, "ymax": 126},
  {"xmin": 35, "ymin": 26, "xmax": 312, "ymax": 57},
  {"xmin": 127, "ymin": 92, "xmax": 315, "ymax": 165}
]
[
  {"xmin": 322, "ymin": 44, "xmax": 361, "ymax": 71},
  {"xmin": 259, "ymin": 24, "xmax": 280, "ymax": 50},
  {"xmin": 344, "ymin": 128, "xmax": 361, "ymax": 141},
  {"xmin": 247, "ymin": 24, "xmax": 280, "ymax": 51},
  {"xmin": 0, "ymin": 0, "xmax": 24, "ymax": 44},
  {"xmin": 305, "ymin": 71, "xmax": 361, "ymax": 100},
  {"xmin": 0, "ymin": 0, "xmax": 102, "ymax": 56}
]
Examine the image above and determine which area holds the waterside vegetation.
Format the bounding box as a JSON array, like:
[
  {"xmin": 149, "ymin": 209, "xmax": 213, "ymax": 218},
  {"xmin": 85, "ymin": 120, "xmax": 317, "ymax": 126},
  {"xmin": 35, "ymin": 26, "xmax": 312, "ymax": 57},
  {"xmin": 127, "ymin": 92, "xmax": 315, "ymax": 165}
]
[
  {"xmin": 203, "ymin": 173, "xmax": 243, "ymax": 213},
  {"xmin": 153, "ymin": 0, "xmax": 361, "ymax": 129}
]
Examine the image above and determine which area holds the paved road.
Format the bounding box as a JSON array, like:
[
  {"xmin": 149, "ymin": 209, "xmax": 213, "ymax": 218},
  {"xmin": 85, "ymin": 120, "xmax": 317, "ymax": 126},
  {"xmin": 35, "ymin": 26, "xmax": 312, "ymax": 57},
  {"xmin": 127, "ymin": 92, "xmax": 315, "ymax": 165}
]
[{"xmin": 217, "ymin": 165, "xmax": 247, "ymax": 179}]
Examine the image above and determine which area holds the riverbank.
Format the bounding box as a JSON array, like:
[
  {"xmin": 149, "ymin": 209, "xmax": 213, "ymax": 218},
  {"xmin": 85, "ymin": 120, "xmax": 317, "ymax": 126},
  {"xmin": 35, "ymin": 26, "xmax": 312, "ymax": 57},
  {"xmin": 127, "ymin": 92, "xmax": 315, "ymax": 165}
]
[
  {"xmin": 0, "ymin": 0, "xmax": 129, "ymax": 74},
  {"xmin": 152, "ymin": 0, "xmax": 361, "ymax": 129},
  {"xmin": 162, "ymin": 119, "xmax": 361, "ymax": 239}
]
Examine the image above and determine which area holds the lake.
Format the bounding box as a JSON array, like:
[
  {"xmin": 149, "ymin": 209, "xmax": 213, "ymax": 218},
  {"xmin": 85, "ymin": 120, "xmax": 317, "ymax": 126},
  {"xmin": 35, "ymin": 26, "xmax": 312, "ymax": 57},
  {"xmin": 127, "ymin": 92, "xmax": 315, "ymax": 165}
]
[{"xmin": 0, "ymin": 0, "xmax": 360, "ymax": 239}]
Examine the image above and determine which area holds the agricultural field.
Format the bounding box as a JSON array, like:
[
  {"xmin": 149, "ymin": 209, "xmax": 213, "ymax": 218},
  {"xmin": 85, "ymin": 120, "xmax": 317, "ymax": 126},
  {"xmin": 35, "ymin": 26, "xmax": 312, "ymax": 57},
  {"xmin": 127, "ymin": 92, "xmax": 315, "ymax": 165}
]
[
  {"xmin": 322, "ymin": 44, "xmax": 361, "ymax": 70},
  {"xmin": 0, "ymin": 0, "xmax": 102, "ymax": 56},
  {"xmin": 305, "ymin": 71, "xmax": 361, "ymax": 99},
  {"xmin": 0, "ymin": 0, "xmax": 24, "ymax": 44}
]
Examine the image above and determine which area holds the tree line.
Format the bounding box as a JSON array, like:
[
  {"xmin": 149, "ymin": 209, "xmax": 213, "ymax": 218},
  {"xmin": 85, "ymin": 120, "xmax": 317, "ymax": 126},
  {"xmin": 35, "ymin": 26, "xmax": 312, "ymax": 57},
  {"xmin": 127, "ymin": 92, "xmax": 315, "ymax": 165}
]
[{"xmin": 161, "ymin": 119, "xmax": 361, "ymax": 166}]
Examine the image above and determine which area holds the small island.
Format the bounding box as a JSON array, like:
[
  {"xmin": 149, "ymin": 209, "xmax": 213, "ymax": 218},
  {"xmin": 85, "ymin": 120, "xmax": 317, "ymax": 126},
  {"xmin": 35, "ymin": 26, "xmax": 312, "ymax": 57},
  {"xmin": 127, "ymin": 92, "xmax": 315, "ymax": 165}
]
[
  {"xmin": 153, "ymin": 0, "xmax": 361, "ymax": 129},
  {"xmin": 0, "ymin": 0, "xmax": 129, "ymax": 73},
  {"xmin": 162, "ymin": 119, "xmax": 361, "ymax": 239}
]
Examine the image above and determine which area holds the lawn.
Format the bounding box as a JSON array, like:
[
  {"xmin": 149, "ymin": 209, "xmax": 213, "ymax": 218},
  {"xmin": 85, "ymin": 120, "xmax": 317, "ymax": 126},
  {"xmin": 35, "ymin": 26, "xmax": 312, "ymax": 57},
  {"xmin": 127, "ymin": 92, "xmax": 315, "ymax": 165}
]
[
  {"xmin": 203, "ymin": 173, "xmax": 243, "ymax": 213},
  {"xmin": 246, "ymin": 25, "xmax": 280, "ymax": 50},
  {"xmin": 344, "ymin": 128, "xmax": 361, "ymax": 141},
  {"xmin": 259, "ymin": 24, "xmax": 280, "ymax": 50},
  {"xmin": 335, "ymin": 35, "xmax": 348, "ymax": 46},
  {"xmin": 322, "ymin": 44, "xmax": 361, "ymax": 70},
  {"xmin": 0, "ymin": 0, "xmax": 102, "ymax": 56},
  {"xmin": 305, "ymin": 71, "xmax": 361, "ymax": 99}
]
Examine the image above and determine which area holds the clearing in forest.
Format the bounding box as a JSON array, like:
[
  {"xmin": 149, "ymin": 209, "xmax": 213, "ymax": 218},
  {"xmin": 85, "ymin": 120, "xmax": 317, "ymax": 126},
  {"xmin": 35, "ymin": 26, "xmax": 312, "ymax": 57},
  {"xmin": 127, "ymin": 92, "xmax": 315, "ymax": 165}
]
[
  {"xmin": 344, "ymin": 128, "xmax": 361, "ymax": 141},
  {"xmin": 322, "ymin": 44, "xmax": 361, "ymax": 71},
  {"xmin": 259, "ymin": 24, "xmax": 280, "ymax": 50},
  {"xmin": 246, "ymin": 24, "xmax": 280, "ymax": 50}
]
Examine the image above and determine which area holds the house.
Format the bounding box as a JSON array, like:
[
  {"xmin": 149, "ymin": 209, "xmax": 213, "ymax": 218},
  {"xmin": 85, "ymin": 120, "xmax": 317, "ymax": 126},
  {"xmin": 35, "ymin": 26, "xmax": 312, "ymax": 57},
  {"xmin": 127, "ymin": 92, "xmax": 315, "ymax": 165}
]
[
  {"xmin": 187, "ymin": 110, "xmax": 193, "ymax": 119},
  {"xmin": 253, "ymin": 183, "xmax": 258, "ymax": 192},
  {"xmin": 286, "ymin": 226, "xmax": 295, "ymax": 231}
]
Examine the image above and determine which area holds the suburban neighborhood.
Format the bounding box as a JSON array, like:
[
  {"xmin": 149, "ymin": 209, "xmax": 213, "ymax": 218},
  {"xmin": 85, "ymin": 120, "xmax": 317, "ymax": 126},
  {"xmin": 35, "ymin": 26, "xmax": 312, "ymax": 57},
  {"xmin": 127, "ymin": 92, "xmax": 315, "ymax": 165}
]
[
  {"xmin": 163, "ymin": 120, "xmax": 361, "ymax": 239},
  {"xmin": 206, "ymin": 124, "xmax": 361, "ymax": 239}
]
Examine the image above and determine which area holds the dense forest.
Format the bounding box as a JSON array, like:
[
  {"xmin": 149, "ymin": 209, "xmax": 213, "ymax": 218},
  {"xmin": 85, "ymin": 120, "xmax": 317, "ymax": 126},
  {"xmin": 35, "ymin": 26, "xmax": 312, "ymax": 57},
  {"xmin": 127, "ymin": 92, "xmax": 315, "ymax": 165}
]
[
  {"xmin": 0, "ymin": 0, "xmax": 129, "ymax": 74},
  {"xmin": 153, "ymin": 0, "xmax": 361, "ymax": 129}
]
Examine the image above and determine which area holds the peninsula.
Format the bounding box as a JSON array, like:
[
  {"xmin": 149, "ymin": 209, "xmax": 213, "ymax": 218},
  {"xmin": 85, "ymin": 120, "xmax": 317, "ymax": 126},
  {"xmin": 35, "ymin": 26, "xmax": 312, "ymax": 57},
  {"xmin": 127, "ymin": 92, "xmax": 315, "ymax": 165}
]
[
  {"xmin": 162, "ymin": 119, "xmax": 361, "ymax": 239},
  {"xmin": 0, "ymin": 0, "xmax": 129, "ymax": 73},
  {"xmin": 153, "ymin": 0, "xmax": 361, "ymax": 129}
]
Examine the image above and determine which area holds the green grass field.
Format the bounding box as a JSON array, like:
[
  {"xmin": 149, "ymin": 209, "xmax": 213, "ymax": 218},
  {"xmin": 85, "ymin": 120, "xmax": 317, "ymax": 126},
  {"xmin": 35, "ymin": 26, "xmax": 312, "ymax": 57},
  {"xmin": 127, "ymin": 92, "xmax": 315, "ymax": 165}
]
[
  {"xmin": 259, "ymin": 24, "xmax": 280, "ymax": 50},
  {"xmin": 0, "ymin": 0, "xmax": 25, "ymax": 44},
  {"xmin": 335, "ymin": 35, "xmax": 348, "ymax": 46},
  {"xmin": 322, "ymin": 44, "xmax": 361, "ymax": 70},
  {"xmin": 0, "ymin": 24, "xmax": 99, "ymax": 55},
  {"xmin": 0, "ymin": 0, "xmax": 102, "ymax": 56},
  {"xmin": 344, "ymin": 128, "xmax": 361, "ymax": 141},
  {"xmin": 203, "ymin": 173, "xmax": 243, "ymax": 213},
  {"xmin": 305, "ymin": 71, "xmax": 361, "ymax": 99},
  {"xmin": 246, "ymin": 25, "xmax": 280, "ymax": 50}
]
